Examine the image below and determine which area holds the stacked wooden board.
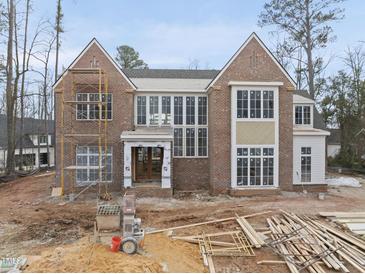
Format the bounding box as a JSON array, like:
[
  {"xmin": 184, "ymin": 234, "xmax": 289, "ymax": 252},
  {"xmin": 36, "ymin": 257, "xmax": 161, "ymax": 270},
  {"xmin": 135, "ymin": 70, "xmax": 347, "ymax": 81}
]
[
  {"xmin": 319, "ymin": 212, "xmax": 365, "ymax": 237},
  {"xmin": 266, "ymin": 210, "xmax": 365, "ymax": 273}
]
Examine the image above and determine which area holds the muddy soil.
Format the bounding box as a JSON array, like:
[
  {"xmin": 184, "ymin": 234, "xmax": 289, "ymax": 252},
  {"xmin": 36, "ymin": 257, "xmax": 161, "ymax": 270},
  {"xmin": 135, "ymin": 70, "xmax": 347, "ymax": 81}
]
[{"xmin": 0, "ymin": 172, "xmax": 364, "ymax": 272}]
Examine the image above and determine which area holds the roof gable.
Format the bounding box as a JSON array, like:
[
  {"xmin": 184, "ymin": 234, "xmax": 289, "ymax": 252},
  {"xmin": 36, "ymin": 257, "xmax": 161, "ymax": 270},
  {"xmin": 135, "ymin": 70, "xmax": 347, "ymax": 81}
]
[
  {"xmin": 53, "ymin": 38, "xmax": 136, "ymax": 89},
  {"xmin": 206, "ymin": 32, "xmax": 296, "ymax": 89}
]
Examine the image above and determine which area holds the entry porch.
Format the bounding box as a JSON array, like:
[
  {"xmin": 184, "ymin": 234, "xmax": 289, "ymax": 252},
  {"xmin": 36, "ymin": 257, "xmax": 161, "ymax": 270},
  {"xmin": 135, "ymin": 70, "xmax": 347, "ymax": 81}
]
[{"xmin": 120, "ymin": 128, "xmax": 173, "ymax": 192}]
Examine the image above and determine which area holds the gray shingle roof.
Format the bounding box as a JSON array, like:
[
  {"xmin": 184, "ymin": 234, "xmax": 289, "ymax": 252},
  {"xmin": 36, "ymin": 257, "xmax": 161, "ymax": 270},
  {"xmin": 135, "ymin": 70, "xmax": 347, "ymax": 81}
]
[
  {"xmin": 122, "ymin": 69, "xmax": 220, "ymax": 79},
  {"xmin": 293, "ymin": 90, "xmax": 327, "ymax": 130},
  {"xmin": 0, "ymin": 114, "xmax": 54, "ymax": 148}
]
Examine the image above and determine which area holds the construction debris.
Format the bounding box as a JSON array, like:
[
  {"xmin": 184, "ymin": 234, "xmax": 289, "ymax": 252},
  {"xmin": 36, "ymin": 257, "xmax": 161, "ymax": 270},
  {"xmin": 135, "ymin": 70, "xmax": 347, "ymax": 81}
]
[
  {"xmin": 319, "ymin": 212, "xmax": 365, "ymax": 237},
  {"xmin": 146, "ymin": 210, "xmax": 272, "ymax": 234},
  {"xmin": 236, "ymin": 214, "xmax": 265, "ymax": 248},
  {"xmin": 266, "ymin": 210, "xmax": 365, "ymax": 273}
]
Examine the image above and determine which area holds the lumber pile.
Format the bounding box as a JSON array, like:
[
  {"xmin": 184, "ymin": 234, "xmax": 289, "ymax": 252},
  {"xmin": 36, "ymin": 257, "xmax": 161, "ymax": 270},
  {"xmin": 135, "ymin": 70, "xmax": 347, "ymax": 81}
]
[
  {"xmin": 236, "ymin": 214, "xmax": 266, "ymax": 248},
  {"xmin": 146, "ymin": 210, "xmax": 272, "ymax": 234},
  {"xmin": 266, "ymin": 210, "xmax": 365, "ymax": 273},
  {"xmin": 319, "ymin": 212, "xmax": 365, "ymax": 237},
  {"xmin": 176, "ymin": 230, "xmax": 256, "ymax": 273}
]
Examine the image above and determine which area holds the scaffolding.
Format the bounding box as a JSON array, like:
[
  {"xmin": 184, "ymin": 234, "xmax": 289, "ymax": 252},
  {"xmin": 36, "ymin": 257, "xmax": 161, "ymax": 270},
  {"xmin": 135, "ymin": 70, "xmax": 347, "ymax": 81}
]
[{"xmin": 59, "ymin": 68, "xmax": 110, "ymax": 199}]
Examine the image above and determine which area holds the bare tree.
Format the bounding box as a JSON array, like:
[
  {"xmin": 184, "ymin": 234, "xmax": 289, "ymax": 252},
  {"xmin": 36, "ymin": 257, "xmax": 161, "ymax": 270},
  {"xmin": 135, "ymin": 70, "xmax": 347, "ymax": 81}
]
[
  {"xmin": 258, "ymin": 0, "xmax": 345, "ymax": 97},
  {"xmin": 54, "ymin": 0, "xmax": 63, "ymax": 83},
  {"xmin": 32, "ymin": 30, "xmax": 56, "ymax": 168},
  {"xmin": 5, "ymin": 0, "xmax": 16, "ymax": 174},
  {"xmin": 343, "ymin": 45, "xmax": 365, "ymax": 118},
  {"xmin": 18, "ymin": 0, "xmax": 30, "ymax": 170},
  {"xmin": 187, "ymin": 58, "xmax": 200, "ymax": 70}
]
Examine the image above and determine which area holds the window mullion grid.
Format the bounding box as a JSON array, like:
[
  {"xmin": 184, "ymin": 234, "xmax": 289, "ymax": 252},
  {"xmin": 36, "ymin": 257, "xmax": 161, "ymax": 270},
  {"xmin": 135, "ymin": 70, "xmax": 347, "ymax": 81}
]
[
  {"xmin": 259, "ymin": 90, "xmax": 264, "ymax": 119},
  {"xmin": 146, "ymin": 95, "xmax": 150, "ymax": 127},
  {"xmin": 158, "ymin": 95, "xmax": 162, "ymax": 126},
  {"xmin": 170, "ymin": 96, "xmax": 174, "ymax": 127},
  {"xmin": 195, "ymin": 96, "xmax": 198, "ymax": 156}
]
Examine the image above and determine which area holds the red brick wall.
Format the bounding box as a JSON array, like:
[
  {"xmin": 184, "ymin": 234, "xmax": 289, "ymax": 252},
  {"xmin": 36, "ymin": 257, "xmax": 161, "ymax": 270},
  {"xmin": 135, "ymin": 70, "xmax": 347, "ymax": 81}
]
[
  {"xmin": 208, "ymin": 36, "xmax": 295, "ymax": 194},
  {"xmin": 54, "ymin": 42, "xmax": 134, "ymax": 193},
  {"xmin": 173, "ymin": 158, "xmax": 209, "ymax": 190}
]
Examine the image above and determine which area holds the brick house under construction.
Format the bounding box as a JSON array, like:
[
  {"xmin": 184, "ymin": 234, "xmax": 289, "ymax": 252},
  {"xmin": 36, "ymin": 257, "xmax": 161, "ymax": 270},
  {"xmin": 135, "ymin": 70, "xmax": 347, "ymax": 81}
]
[{"xmin": 53, "ymin": 32, "xmax": 330, "ymax": 197}]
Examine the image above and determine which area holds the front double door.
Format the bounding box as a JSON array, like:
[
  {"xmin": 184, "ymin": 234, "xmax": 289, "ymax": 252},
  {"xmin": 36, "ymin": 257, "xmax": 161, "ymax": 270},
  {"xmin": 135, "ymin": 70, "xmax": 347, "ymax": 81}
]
[{"xmin": 133, "ymin": 147, "xmax": 163, "ymax": 181}]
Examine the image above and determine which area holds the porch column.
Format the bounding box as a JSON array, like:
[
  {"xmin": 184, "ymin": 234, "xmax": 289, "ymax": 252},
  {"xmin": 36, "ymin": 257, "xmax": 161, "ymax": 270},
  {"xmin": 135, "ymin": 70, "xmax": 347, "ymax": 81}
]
[
  {"xmin": 161, "ymin": 142, "xmax": 171, "ymax": 188},
  {"xmin": 123, "ymin": 142, "xmax": 132, "ymax": 187}
]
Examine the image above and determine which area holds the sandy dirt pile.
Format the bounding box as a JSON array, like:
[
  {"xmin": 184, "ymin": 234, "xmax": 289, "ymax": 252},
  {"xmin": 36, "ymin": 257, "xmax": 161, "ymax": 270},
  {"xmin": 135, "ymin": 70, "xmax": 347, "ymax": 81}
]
[
  {"xmin": 24, "ymin": 234, "xmax": 206, "ymax": 273},
  {"xmin": 144, "ymin": 234, "xmax": 207, "ymax": 273},
  {"xmin": 24, "ymin": 237, "xmax": 162, "ymax": 273}
]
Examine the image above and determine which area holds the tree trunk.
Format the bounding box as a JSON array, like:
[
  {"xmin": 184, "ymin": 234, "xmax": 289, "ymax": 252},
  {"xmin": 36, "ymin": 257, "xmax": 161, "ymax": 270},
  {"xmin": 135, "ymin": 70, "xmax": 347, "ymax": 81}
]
[
  {"xmin": 19, "ymin": 0, "xmax": 30, "ymax": 170},
  {"xmin": 304, "ymin": 0, "xmax": 315, "ymax": 98},
  {"xmin": 5, "ymin": 0, "xmax": 15, "ymax": 175}
]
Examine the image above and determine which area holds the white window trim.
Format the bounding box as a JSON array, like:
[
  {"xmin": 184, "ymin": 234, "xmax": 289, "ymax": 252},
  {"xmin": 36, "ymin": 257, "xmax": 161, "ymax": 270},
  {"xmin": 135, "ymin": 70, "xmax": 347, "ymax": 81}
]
[
  {"xmin": 235, "ymin": 145, "xmax": 275, "ymax": 187},
  {"xmin": 134, "ymin": 93, "xmax": 209, "ymax": 158},
  {"xmin": 235, "ymin": 89, "xmax": 276, "ymax": 122},
  {"xmin": 75, "ymin": 145, "xmax": 113, "ymax": 185},
  {"xmin": 76, "ymin": 93, "xmax": 113, "ymax": 121},
  {"xmin": 231, "ymin": 85, "xmax": 279, "ymax": 188},
  {"xmin": 300, "ymin": 147, "xmax": 312, "ymax": 183},
  {"xmin": 293, "ymin": 104, "xmax": 313, "ymax": 128}
]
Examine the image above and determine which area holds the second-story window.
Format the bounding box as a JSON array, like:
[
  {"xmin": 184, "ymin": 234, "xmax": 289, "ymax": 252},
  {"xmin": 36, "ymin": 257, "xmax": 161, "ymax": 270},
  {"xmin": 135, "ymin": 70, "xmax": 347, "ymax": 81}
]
[
  {"xmin": 186, "ymin": 96, "xmax": 195, "ymax": 125},
  {"xmin": 161, "ymin": 96, "xmax": 171, "ymax": 125},
  {"xmin": 295, "ymin": 105, "xmax": 311, "ymax": 125},
  {"xmin": 39, "ymin": 135, "xmax": 47, "ymax": 144},
  {"xmin": 250, "ymin": 90, "xmax": 261, "ymax": 118},
  {"xmin": 174, "ymin": 96, "xmax": 183, "ymax": 125},
  {"xmin": 76, "ymin": 93, "xmax": 112, "ymax": 120},
  {"xmin": 237, "ymin": 90, "xmax": 248, "ymax": 118},
  {"xmin": 237, "ymin": 89, "xmax": 274, "ymax": 119},
  {"xmin": 149, "ymin": 96, "xmax": 159, "ymax": 125},
  {"xmin": 198, "ymin": 97, "xmax": 207, "ymax": 125},
  {"xmin": 137, "ymin": 96, "xmax": 146, "ymax": 125},
  {"xmin": 263, "ymin": 90, "xmax": 274, "ymax": 118}
]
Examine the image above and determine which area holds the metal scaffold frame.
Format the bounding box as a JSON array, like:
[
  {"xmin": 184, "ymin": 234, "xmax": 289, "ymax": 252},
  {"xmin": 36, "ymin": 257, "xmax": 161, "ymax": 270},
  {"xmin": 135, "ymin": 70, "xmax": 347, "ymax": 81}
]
[{"xmin": 59, "ymin": 68, "xmax": 110, "ymax": 199}]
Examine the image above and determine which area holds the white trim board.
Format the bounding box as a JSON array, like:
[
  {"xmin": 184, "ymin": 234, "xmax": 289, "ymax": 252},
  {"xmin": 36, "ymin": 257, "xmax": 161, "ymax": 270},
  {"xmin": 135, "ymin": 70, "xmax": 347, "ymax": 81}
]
[
  {"xmin": 207, "ymin": 32, "xmax": 296, "ymax": 89},
  {"xmin": 229, "ymin": 81, "xmax": 284, "ymax": 86},
  {"xmin": 53, "ymin": 38, "xmax": 136, "ymax": 90},
  {"xmin": 136, "ymin": 89, "xmax": 206, "ymax": 93},
  {"xmin": 230, "ymin": 84, "xmax": 279, "ymax": 189}
]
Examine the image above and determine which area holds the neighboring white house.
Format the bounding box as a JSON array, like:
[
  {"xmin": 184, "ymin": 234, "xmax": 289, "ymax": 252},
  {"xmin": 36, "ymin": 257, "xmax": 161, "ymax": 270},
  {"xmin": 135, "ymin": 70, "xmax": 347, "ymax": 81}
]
[
  {"xmin": 292, "ymin": 91, "xmax": 330, "ymax": 185},
  {"xmin": 0, "ymin": 115, "xmax": 55, "ymax": 172}
]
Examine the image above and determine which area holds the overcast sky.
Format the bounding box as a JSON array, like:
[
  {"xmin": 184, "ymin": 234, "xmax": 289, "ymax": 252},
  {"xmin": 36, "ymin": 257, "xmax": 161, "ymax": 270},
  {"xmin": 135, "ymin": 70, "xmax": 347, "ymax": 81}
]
[{"xmin": 32, "ymin": 0, "xmax": 365, "ymax": 76}]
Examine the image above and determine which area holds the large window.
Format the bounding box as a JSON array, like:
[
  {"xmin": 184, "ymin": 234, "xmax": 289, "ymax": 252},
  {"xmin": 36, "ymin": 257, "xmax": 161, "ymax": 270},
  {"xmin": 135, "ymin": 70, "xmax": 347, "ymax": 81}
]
[
  {"xmin": 301, "ymin": 147, "xmax": 311, "ymax": 182},
  {"xmin": 250, "ymin": 91, "xmax": 261, "ymax": 118},
  {"xmin": 263, "ymin": 91, "xmax": 274, "ymax": 118},
  {"xmin": 76, "ymin": 146, "xmax": 112, "ymax": 185},
  {"xmin": 149, "ymin": 96, "xmax": 159, "ymax": 125},
  {"xmin": 76, "ymin": 93, "xmax": 112, "ymax": 120},
  {"xmin": 173, "ymin": 96, "xmax": 183, "ymax": 125},
  {"xmin": 186, "ymin": 97, "xmax": 195, "ymax": 125},
  {"xmin": 162, "ymin": 96, "xmax": 171, "ymax": 125},
  {"xmin": 237, "ymin": 90, "xmax": 248, "ymax": 118},
  {"xmin": 135, "ymin": 95, "xmax": 208, "ymax": 158},
  {"xmin": 198, "ymin": 97, "xmax": 207, "ymax": 125},
  {"xmin": 236, "ymin": 147, "xmax": 274, "ymax": 187},
  {"xmin": 198, "ymin": 128, "xmax": 208, "ymax": 156},
  {"xmin": 185, "ymin": 128, "xmax": 195, "ymax": 156},
  {"xmin": 173, "ymin": 128, "xmax": 183, "ymax": 156},
  {"xmin": 237, "ymin": 89, "xmax": 274, "ymax": 119},
  {"xmin": 137, "ymin": 96, "xmax": 147, "ymax": 125},
  {"xmin": 295, "ymin": 105, "xmax": 311, "ymax": 125}
]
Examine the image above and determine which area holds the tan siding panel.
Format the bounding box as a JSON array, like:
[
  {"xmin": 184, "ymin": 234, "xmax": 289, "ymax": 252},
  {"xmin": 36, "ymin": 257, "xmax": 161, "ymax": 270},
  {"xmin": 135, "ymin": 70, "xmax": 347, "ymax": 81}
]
[{"xmin": 236, "ymin": 122, "xmax": 275, "ymax": 144}]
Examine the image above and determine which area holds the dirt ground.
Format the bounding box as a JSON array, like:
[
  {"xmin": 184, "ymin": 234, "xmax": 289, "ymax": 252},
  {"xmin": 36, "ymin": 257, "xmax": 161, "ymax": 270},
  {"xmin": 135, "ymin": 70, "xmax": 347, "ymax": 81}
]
[{"xmin": 0, "ymin": 171, "xmax": 364, "ymax": 272}]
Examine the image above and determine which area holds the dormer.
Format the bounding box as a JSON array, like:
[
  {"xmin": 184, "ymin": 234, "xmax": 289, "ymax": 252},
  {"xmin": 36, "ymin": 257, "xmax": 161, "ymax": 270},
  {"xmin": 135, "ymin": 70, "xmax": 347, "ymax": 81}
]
[{"xmin": 293, "ymin": 92, "xmax": 315, "ymax": 128}]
